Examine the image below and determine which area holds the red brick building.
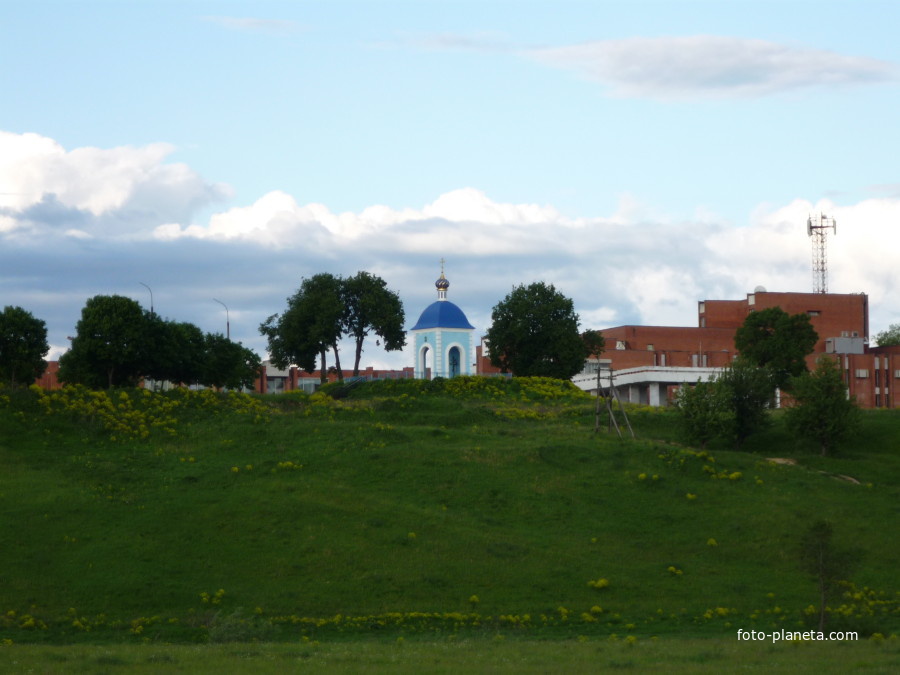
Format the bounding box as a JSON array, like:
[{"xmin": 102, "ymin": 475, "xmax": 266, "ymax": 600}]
[
  {"xmin": 591, "ymin": 290, "xmax": 896, "ymax": 409},
  {"xmin": 34, "ymin": 360, "xmax": 62, "ymax": 390},
  {"xmin": 33, "ymin": 360, "xmax": 418, "ymax": 394},
  {"xmin": 255, "ymin": 361, "xmax": 417, "ymax": 394},
  {"xmin": 478, "ymin": 289, "xmax": 897, "ymax": 409}
]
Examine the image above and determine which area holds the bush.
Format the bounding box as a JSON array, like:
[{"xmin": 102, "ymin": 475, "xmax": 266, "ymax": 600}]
[
  {"xmin": 674, "ymin": 380, "xmax": 728, "ymax": 449},
  {"xmin": 785, "ymin": 357, "xmax": 861, "ymax": 456}
]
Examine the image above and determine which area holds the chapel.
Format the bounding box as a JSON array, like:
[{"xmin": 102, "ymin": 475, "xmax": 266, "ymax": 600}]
[{"xmin": 410, "ymin": 265, "xmax": 475, "ymax": 379}]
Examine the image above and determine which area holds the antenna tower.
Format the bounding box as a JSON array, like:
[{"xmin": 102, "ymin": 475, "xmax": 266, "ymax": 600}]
[{"xmin": 807, "ymin": 213, "xmax": 836, "ymax": 294}]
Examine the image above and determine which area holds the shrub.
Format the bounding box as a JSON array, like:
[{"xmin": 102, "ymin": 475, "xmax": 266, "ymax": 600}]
[
  {"xmin": 674, "ymin": 380, "xmax": 727, "ymax": 449},
  {"xmin": 785, "ymin": 357, "xmax": 861, "ymax": 456}
]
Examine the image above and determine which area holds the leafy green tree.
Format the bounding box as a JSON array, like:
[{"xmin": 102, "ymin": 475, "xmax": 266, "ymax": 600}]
[
  {"xmin": 675, "ymin": 379, "xmax": 728, "ymax": 449},
  {"xmin": 0, "ymin": 306, "xmax": 50, "ymax": 387},
  {"xmin": 581, "ymin": 329, "xmax": 605, "ymax": 358},
  {"xmin": 734, "ymin": 307, "xmax": 818, "ymax": 390},
  {"xmin": 260, "ymin": 311, "xmax": 316, "ymax": 374},
  {"xmin": 485, "ymin": 282, "xmax": 587, "ymax": 379},
  {"xmin": 144, "ymin": 316, "xmax": 207, "ymax": 386},
  {"xmin": 785, "ymin": 357, "xmax": 860, "ymax": 456},
  {"xmin": 874, "ymin": 322, "xmax": 900, "ymax": 347},
  {"xmin": 169, "ymin": 321, "xmax": 208, "ymax": 386},
  {"xmin": 342, "ymin": 271, "xmax": 406, "ymax": 376},
  {"xmin": 59, "ymin": 295, "xmax": 148, "ymax": 388},
  {"xmin": 717, "ymin": 356, "xmax": 772, "ymax": 448},
  {"xmin": 201, "ymin": 333, "xmax": 261, "ymax": 390},
  {"xmin": 260, "ymin": 273, "xmax": 345, "ymax": 383}
]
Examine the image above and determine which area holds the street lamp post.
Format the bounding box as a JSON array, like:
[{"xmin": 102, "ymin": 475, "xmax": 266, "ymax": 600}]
[
  {"xmin": 213, "ymin": 298, "xmax": 230, "ymax": 340},
  {"xmin": 140, "ymin": 282, "xmax": 154, "ymax": 315},
  {"xmin": 140, "ymin": 282, "xmax": 156, "ymax": 391}
]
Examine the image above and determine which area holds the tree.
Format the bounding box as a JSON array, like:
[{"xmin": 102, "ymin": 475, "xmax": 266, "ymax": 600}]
[
  {"xmin": 260, "ymin": 273, "xmax": 345, "ymax": 383},
  {"xmin": 342, "ymin": 271, "xmax": 406, "ymax": 376},
  {"xmin": 734, "ymin": 307, "xmax": 818, "ymax": 390},
  {"xmin": 874, "ymin": 323, "xmax": 900, "ymax": 347},
  {"xmin": 260, "ymin": 311, "xmax": 316, "ymax": 374},
  {"xmin": 717, "ymin": 356, "xmax": 772, "ymax": 448},
  {"xmin": 675, "ymin": 379, "xmax": 728, "ymax": 449},
  {"xmin": 144, "ymin": 316, "xmax": 207, "ymax": 387},
  {"xmin": 201, "ymin": 333, "xmax": 261, "ymax": 390},
  {"xmin": 0, "ymin": 306, "xmax": 50, "ymax": 387},
  {"xmin": 59, "ymin": 295, "xmax": 148, "ymax": 389},
  {"xmin": 799, "ymin": 521, "xmax": 859, "ymax": 632},
  {"xmin": 785, "ymin": 357, "xmax": 860, "ymax": 456},
  {"xmin": 485, "ymin": 282, "xmax": 587, "ymax": 379},
  {"xmin": 581, "ymin": 329, "xmax": 605, "ymax": 358}
]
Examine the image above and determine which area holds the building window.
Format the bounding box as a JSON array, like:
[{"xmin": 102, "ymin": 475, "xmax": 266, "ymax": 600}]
[
  {"xmin": 616, "ymin": 340, "xmax": 626, "ymax": 350},
  {"xmin": 700, "ymin": 317, "xmax": 706, "ymax": 327},
  {"xmin": 699, "ymin": 302, "xmax": 706, "ymax": 313},
  {"xmin": 807, "ymin": 310, "xmax": 820, "ymax": 317},
  {"xmin": 855, "ymin": 369, "xmax": 869, "ymax": 378},
  {"xmin": 647, "ymin": 344, "xmax": 654, "ymax": 351}
]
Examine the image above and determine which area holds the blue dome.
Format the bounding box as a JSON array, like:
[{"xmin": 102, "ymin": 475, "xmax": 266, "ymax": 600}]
[{"xmin": 411, "ymin": 301, "xmax": 475, "ymax": 330}]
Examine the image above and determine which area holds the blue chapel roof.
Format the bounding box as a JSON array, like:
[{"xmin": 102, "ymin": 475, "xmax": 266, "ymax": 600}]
[{"xmin": 411, "ymin": 300, "xmax": 475, "ymax": 331}]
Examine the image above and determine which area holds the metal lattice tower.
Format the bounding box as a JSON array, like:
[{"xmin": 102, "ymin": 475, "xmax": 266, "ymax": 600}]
[{"xmin": 807, "ymin": 213, "xmax": 836, "ymax": 294}]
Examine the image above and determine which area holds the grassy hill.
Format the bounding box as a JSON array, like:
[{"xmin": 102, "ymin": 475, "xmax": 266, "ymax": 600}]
[{"xmin": 0, "ymin": 377, "xmax": 898, "ymax": 645}]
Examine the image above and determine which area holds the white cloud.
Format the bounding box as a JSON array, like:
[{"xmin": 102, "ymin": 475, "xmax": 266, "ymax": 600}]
[
  {"xmin": 422, "ymin": 187, "xmax": 563, "ymax": 225},
  {"xmin": 148, "ymin": 184, "xmax": 900, "ymax": 338},
  {"xmin": 6, "ymin": 131, "xmax": 900, "ymax": 369},
  {"xmin": 155, "ymin": 187, "xmax": 572, "ymax": 253},
  {"xmin": 753, "ymin": 197, "xmax": 900, "ymax": 308},
  {"xmin": 528, "ymin": 36, "xmax": 899, "ymax": 99},
  {"xmin": 0, "ymin": 131, "xmax": 230, "ymax": 237}
]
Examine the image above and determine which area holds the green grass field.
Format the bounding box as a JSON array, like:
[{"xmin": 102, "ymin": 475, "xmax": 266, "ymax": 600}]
[
  {"xmin": 0, "ymin": 377, "xmax": 897, "ymax": 669},
  {"xmin": 4, "ymin": 638, "xmax": 900, "ymax": 674}
]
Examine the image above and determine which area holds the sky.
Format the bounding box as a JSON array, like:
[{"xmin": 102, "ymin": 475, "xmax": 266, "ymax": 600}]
[{"xmin": 2, "ymin": 0, "xmax": 900, "ymax": 371}]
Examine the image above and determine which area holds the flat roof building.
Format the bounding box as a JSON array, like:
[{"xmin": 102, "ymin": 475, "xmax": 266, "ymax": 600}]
[{"xmin": 567, "ymin": 289, "xmax": 895, "ymax": 409}]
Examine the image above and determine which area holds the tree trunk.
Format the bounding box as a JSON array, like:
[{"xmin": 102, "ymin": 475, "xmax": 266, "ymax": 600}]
[
  {"xmin": 318, "ymin": 349, "xmax": 327, "ymax": 384},
  {"xmin": 353, "ymin": 336, "xmax": 364, "ymax": 377},
  {"xmin": 332, "ymin": 342, "xmax": 343, "ymax": 381}
]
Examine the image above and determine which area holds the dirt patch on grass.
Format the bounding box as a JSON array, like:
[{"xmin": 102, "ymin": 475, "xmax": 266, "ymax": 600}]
[
  {"xmin": 766, "ymin": 457, "xmax": 860, "ymax": 484},
  {"xmin": 766, "ymin": 457, "xmax": 797, "ymax": 466}
]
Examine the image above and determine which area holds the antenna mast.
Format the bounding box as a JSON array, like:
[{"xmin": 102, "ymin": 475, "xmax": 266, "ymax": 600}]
[{"xmin": 807, "ymin": 213, "xmax": 836, "ymax": 294}]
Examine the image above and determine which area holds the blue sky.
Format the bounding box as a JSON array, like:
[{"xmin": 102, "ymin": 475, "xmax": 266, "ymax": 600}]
[{"xmin": 2, "ymin": 1, "xmax": 900, "ymax": 369}]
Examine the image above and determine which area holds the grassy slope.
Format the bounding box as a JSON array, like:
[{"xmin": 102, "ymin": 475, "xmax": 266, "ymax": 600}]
[{"xmin": 0, "ymin": 379, "xmax": 897, "ymax": 643}]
